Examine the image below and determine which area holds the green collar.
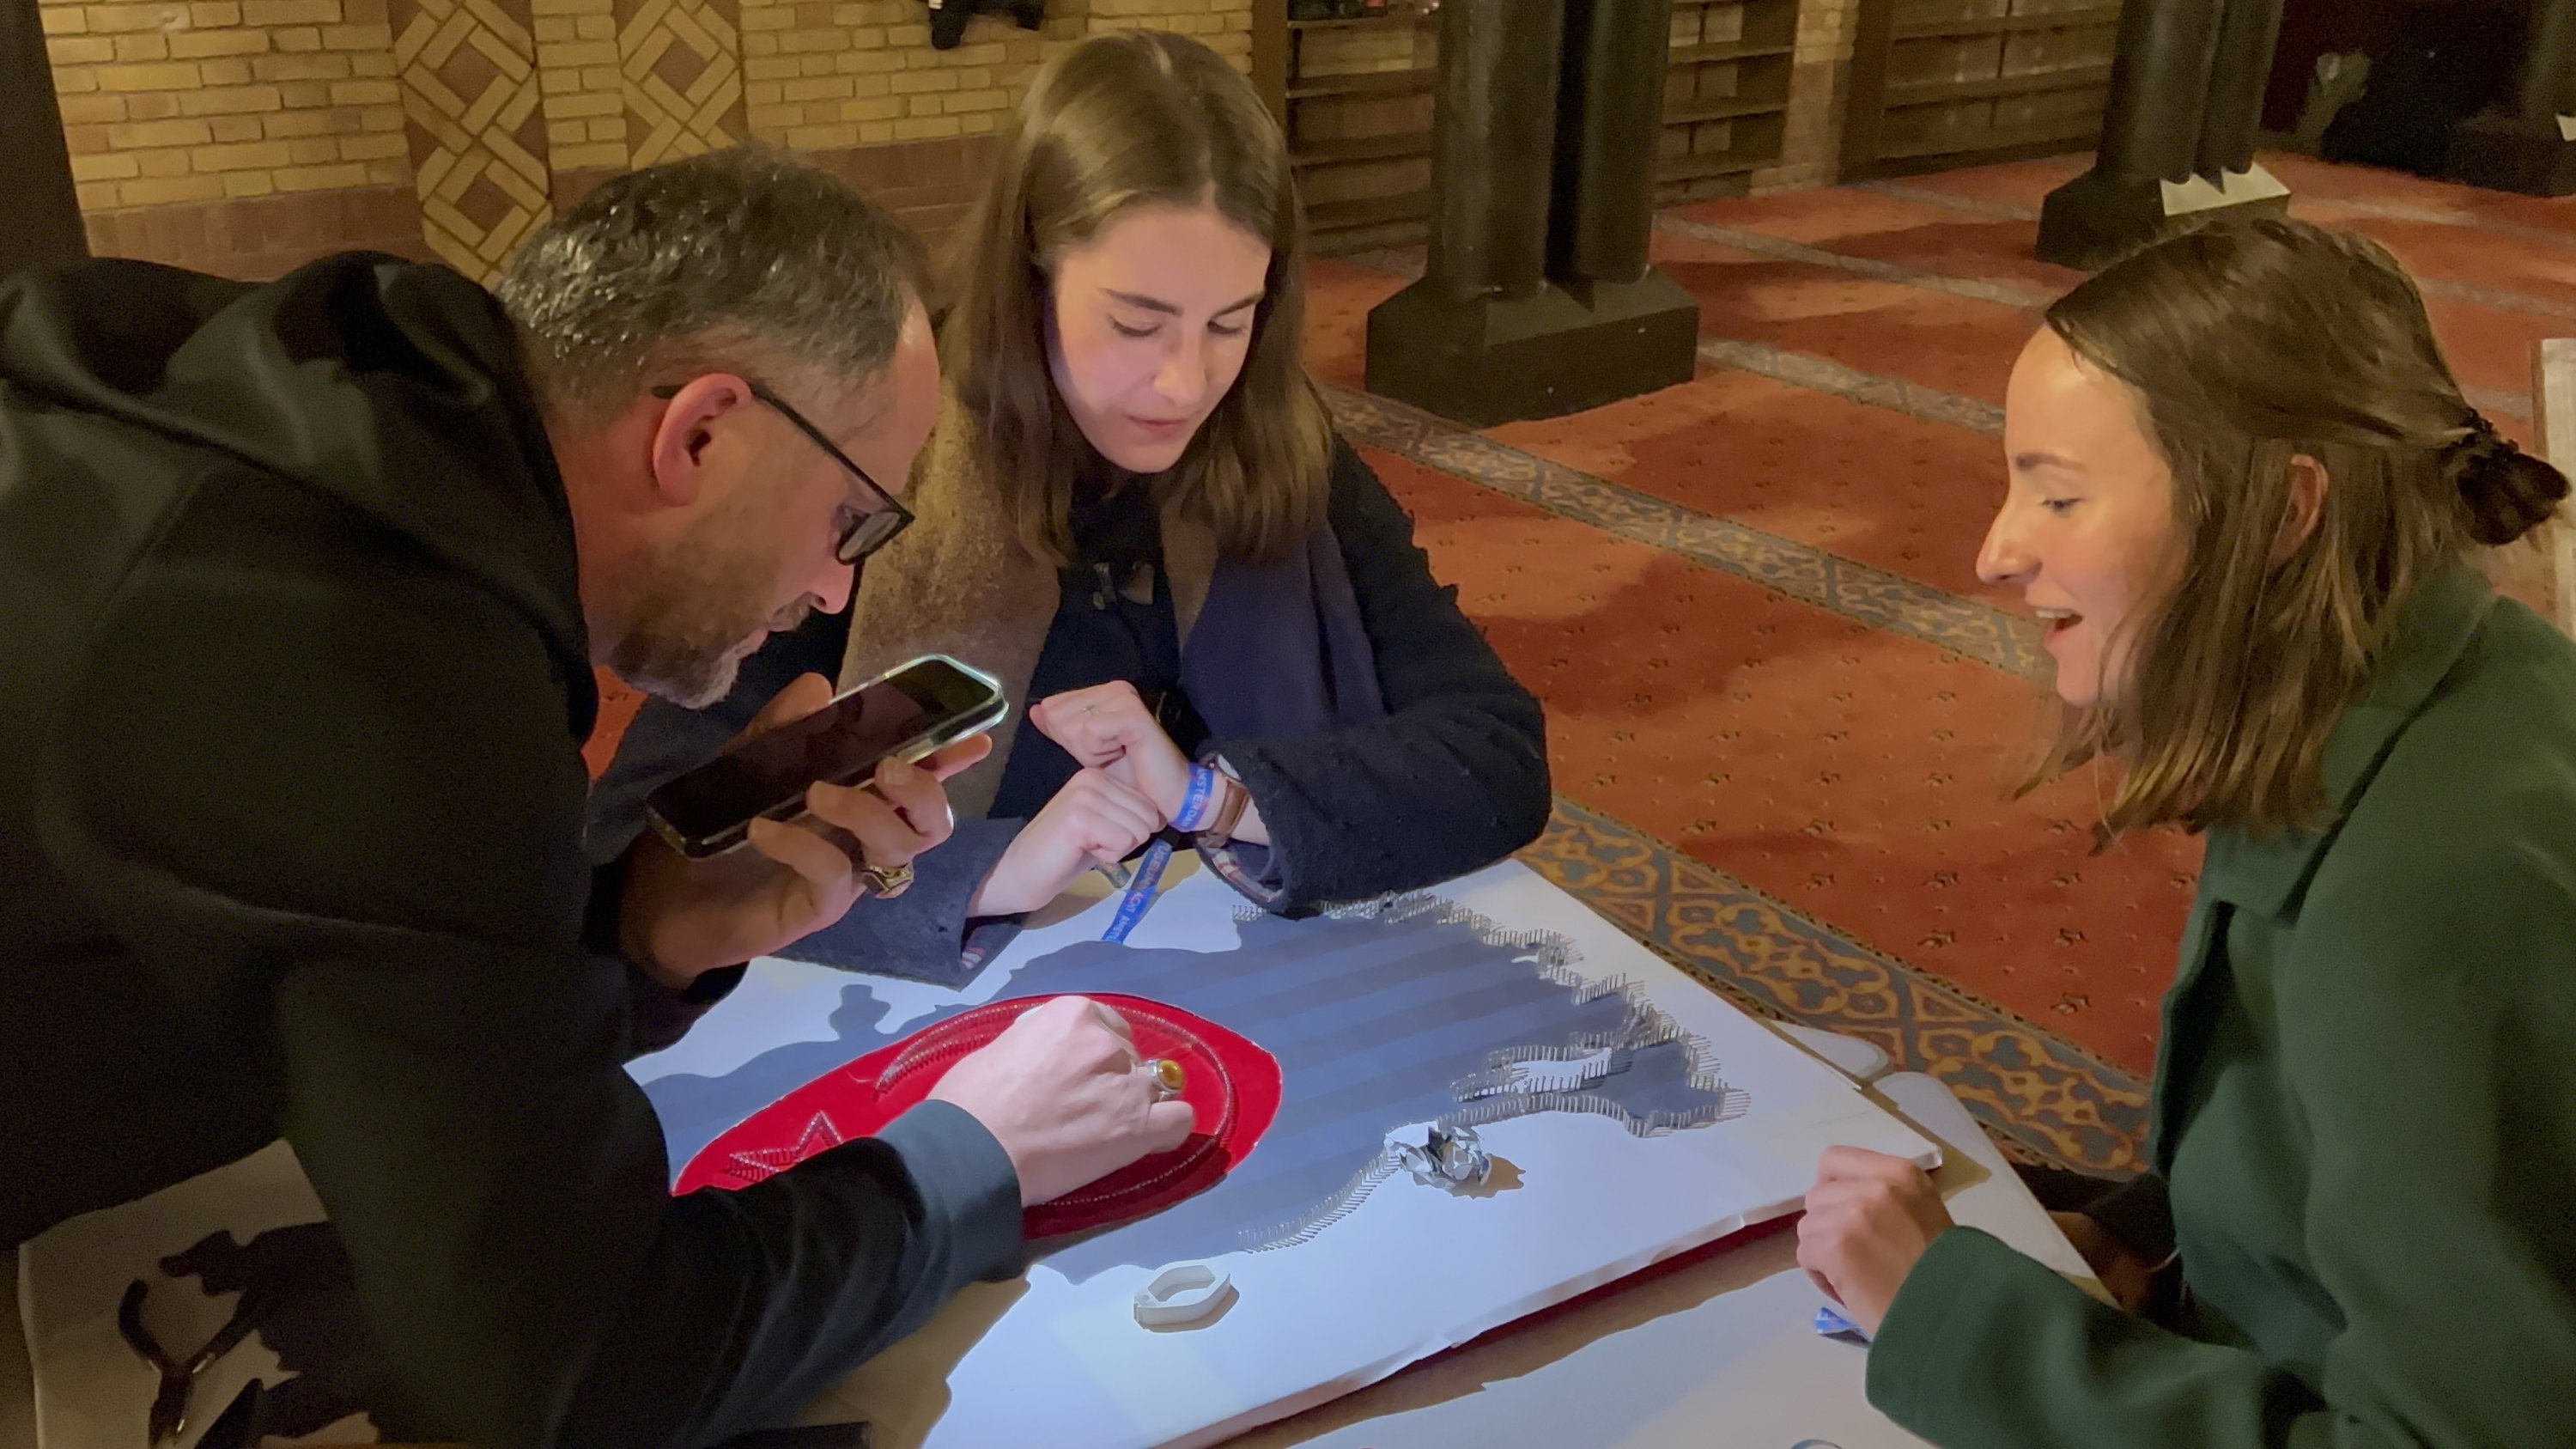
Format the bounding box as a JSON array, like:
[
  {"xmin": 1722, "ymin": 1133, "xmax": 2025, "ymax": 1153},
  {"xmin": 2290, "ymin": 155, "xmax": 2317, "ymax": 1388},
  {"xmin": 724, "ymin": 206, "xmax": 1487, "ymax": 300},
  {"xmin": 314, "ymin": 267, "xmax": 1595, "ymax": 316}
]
[{"xmin": 2196, "ymin": 564, "xmax": 2496, "ymax": 917}]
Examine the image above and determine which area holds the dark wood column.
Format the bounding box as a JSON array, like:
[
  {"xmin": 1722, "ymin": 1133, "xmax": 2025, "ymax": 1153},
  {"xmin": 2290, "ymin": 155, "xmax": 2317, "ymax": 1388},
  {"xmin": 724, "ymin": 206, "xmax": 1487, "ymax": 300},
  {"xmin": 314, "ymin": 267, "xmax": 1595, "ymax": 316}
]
[
  {"xmin": 1365, "ymin": 0, "xmax": 1699, "ymax": 425},
  {"xmin": 1, "ymin": 0, "xmax": 86, "ymax": 278},
  {"xmin": 1552, "ymin": 0, "xmax": 1672, "ymax": 287},
  {"xmin": 2093, "ymin": 0, "xmax": 2224, "ymax": 186},
  {"xmin": 2198, "ymin": 0, "xmax": 2287, "ymax": 176},
  {"xmin": 2036, "ymin": 0, "xmax": 2291, "ymax": 269},
  {"xmin": 1416, "ymin": 0, "xmax": 1564, "ymax": 305}
]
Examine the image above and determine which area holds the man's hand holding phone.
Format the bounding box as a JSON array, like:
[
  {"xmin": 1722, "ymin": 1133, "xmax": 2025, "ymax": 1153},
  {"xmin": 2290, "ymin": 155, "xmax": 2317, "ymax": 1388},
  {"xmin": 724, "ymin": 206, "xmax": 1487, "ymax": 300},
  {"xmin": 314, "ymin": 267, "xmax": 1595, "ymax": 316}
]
[{"xmin": 620, "ymin": 673, "xmax": 991, "ymax": 987}]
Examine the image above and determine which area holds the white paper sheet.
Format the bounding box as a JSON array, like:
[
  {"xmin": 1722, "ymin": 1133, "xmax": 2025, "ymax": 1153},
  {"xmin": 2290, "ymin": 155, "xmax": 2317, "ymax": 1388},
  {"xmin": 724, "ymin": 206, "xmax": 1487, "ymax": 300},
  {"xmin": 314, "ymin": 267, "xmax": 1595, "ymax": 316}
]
[
  {"xmin": 22, "ymin": 859, "xmax": 1933, "ymax": 1449},
  {"xmin": 646, "ymin": 861, "xmax": 1935, "ymax": 1449}
]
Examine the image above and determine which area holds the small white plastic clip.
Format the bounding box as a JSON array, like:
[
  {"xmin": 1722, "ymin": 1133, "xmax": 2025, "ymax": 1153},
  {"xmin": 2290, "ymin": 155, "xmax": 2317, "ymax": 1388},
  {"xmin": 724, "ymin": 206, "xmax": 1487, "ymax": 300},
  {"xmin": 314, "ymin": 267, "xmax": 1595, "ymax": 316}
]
[{"xmin": 1133, "ymin": 1262, "xmax": 1232, "ymax": 1328}]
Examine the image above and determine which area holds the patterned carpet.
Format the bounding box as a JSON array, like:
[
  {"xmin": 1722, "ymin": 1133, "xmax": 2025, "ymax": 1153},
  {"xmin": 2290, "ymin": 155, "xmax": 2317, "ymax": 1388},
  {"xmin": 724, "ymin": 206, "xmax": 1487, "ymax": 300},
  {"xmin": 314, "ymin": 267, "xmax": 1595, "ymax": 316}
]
[{"xmin": 592, "ymin": 152, "xmax": 2576, "ymax": 1174}]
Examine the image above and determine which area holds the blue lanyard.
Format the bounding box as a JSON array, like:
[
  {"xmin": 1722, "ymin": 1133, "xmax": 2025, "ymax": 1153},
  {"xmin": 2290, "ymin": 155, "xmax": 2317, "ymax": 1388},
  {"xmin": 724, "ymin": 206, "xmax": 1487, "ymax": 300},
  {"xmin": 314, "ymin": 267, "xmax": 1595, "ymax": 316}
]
[
  {"xmin": 1102, "ymin": 764, "xmax": 1224, "ymax": 943},
  {"xmin": 1101, "ymin": 836, "xmax": 1179, "ymax": 944}
]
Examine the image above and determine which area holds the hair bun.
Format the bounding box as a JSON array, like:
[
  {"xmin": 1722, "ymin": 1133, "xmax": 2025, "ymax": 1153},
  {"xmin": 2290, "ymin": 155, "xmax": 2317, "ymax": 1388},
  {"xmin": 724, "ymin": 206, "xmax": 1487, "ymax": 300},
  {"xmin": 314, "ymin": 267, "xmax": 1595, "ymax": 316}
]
[{"xmin": 2450, "ymin": 418, "xmax": 2571, "ymax": 546}]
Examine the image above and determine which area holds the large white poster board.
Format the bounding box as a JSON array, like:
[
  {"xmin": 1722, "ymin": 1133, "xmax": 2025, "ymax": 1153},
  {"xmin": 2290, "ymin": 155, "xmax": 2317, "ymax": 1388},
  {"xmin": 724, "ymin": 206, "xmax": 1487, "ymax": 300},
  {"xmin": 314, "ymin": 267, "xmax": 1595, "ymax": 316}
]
[{"xmin": 22, "ymin": 860, "xmax": 1932, "ymax": 1448}]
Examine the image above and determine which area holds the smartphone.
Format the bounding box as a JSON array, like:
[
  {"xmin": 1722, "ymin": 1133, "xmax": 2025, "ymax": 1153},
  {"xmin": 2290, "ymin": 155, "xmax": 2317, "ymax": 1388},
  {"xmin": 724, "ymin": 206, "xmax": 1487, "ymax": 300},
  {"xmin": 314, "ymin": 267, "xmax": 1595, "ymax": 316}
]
[{"xmin": 643, "ymin": 654, "xmax": 1008, "ymax": 859}]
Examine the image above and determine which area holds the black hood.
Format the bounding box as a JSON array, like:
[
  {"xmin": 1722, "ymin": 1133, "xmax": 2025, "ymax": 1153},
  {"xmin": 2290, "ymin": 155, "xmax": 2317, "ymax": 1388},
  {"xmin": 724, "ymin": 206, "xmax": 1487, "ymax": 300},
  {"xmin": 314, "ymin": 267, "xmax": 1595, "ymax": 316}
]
[{"xmin": 0, "ymin": 252, "xmax": 588, "ymax": 689}]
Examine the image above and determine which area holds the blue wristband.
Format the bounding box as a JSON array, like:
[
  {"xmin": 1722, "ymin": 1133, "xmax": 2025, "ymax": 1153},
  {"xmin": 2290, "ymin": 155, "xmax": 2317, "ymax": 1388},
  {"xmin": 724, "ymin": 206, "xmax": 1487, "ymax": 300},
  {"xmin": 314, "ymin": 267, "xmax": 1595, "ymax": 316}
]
[
  {"xmin": 1173, "ymin": 763, "xmax": 1219, "ymax": 832},
  {"xmin": 1814, "ymin": 1306, "xmax": 1870, "ymax": 1342},
  {"xmin": 1102, "ymin": 837, "xmax": 1177, "ymax": 944}
]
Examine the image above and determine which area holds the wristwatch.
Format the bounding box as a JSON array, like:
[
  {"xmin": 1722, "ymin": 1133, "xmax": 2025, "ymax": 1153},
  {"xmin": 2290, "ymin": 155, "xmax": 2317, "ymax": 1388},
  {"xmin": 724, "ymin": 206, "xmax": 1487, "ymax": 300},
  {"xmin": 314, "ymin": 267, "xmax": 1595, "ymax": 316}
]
[{"xmin": 1194, "ymin": 757, "xmax": 1251, "ymax": 844}]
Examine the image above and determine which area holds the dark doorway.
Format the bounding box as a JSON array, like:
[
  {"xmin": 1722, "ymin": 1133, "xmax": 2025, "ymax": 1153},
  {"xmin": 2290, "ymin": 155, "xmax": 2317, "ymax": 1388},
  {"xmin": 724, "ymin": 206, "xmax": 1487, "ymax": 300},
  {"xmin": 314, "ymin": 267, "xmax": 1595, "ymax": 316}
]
[
  {"xmin": 2263, "ymin": 0, "xmax": 2406, "ymax": 134},
  {"xmin": 2262, "ymin": 0, "xmax": 2530, "ymax": 168}
]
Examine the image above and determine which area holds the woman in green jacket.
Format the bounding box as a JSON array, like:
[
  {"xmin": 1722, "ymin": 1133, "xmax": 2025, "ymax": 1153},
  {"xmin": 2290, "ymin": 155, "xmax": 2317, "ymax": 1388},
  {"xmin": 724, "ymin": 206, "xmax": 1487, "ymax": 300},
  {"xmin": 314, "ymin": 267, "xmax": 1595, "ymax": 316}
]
[{"xmin": 1797, "ymin": 216, "xmax": 2576, "ymax": 1446}]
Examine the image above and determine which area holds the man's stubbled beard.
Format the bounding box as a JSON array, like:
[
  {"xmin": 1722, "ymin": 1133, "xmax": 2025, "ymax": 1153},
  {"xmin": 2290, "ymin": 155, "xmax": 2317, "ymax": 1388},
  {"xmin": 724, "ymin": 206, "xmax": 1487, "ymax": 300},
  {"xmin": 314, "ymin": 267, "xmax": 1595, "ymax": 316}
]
[{"xmin": 614, "ymin": 480, "xmax": 817, "ymax": 709}]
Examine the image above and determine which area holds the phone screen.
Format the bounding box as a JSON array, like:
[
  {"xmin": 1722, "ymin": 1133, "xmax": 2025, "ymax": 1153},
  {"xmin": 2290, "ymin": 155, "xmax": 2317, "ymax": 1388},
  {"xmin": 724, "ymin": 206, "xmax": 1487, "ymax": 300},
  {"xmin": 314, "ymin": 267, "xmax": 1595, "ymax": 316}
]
[{"xmin": 646, "ymin": 656, "xmax": 1001, "ymax": 854}]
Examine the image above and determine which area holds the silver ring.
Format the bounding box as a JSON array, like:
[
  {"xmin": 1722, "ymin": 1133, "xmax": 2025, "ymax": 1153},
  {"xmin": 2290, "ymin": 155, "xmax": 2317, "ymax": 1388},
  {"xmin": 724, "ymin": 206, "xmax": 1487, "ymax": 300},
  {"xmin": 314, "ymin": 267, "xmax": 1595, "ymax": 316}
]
[{"xmin": 1140, "ymin": 1057, "xmax": 1185, "ymax": 1102}]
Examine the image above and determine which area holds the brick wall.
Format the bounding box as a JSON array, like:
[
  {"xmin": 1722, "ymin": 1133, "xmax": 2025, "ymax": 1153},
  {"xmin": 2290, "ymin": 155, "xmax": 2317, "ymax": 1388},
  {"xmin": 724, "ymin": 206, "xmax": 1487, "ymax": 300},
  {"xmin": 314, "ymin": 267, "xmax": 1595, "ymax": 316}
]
[
  {"xmin": 532, "ymin": 0, "xmax": 629, "ymax": 174},
  {"xmin": 1757, "ymin": 0, "xmax": 1857, "ymax": 192},
  {"xmin": 738, "ymin": 0, "xmax": 1057, "ymax": 152},
  {"xmin": 47, "ymin": 0, "xmax": 1847, "ymax": 284},
  {"xmin": 51, "ymin": 0, "xmax": 1254, "ymax": 281},
  {"xmin": 41, "ymin": 0, "xmax": 406, "ymax": 210}
]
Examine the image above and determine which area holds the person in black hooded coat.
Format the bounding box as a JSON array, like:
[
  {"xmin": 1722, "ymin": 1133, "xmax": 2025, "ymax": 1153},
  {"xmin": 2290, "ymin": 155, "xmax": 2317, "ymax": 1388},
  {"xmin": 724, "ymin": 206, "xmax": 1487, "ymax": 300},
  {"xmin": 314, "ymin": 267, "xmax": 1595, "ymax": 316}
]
[{"xmin": 0, "ymin": 149, "xmax": 1189, "ymax": 1448}]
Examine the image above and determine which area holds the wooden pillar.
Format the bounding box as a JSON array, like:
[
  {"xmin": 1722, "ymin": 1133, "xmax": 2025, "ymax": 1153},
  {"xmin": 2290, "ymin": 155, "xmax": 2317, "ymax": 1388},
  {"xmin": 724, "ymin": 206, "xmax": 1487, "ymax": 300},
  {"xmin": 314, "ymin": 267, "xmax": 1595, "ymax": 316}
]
[
  {"xmin": 0, "ymin": 0, "xmax": 86, "ymax": 279},
  {"xmin": 1250, "ymin": 0, "xmax": 1289, "ymax": 123},
  {"xmin": 1367, "ymin": 0, "xmax": 1698, "ymax": 425},
  {"xmin": 1419, "ymin": 0, "xmax": 1564, "ymax": 303},
  {"xmin": 2037, "ymin": 0, "xmax": 2291, "ymax": 269},
  {"xmin": 2092, "ymin": 0, "xmax": 2221, "ymax": 185},
  {"xmin": 2515, "ymin": 0, "xmax": 2576, "ymax": 126},
  {"xmin": 1551, "ymin": 0, "xmax": 1674, "ymax": 289},
  {"xmin": 2197, "ymin": 0, "xmax": 2286, "ymax": 178}
]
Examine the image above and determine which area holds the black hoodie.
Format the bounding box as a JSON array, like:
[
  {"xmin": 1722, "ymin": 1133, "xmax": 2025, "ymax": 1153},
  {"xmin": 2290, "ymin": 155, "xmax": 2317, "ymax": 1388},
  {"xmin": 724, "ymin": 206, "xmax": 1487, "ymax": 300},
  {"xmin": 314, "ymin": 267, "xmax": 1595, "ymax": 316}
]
[{"xmin": 0, "ymin": 254, "xmax": 1021, "ymax": 1446}]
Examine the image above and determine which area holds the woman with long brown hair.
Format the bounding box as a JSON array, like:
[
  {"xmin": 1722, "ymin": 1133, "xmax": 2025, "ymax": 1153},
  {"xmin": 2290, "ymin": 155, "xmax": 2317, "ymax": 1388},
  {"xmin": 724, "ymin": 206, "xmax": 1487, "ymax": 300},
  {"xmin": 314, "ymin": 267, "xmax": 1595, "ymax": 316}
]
[
  {"xmin": 1796, "ymin": 216, "xmax": 2576, "ymax": 1446},
  {"xmin": 591, "ymin": 32, "xmax": 1548, "ymax": 978}
]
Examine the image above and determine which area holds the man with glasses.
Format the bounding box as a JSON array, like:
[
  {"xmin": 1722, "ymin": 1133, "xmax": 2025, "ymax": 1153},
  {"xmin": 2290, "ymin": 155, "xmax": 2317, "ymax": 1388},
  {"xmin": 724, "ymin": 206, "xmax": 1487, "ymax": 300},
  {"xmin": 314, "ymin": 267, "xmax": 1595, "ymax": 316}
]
[
  {"xmin": 657, "ymin": 381, "xmax": 916, "ymax": 557},
  {"xmin": 0, "ymin": 149, "xmax": 1188, "ymax": 1447}
]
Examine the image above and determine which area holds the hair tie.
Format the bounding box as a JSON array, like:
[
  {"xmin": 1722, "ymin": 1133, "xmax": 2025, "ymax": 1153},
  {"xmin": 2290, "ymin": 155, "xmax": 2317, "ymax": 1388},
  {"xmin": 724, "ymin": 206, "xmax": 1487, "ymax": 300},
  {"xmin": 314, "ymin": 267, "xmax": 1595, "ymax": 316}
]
[
  {"xmin": 2446, "ymin": 409, "xmax": 2571, "ymax": 546},
  {"xmin": 2445, "ymin": 412, "xmax": 2523, "ymax": 492},
  {"xmin": 2452, "ymin": 412, "xmax": 2514, "ymax": 464}
]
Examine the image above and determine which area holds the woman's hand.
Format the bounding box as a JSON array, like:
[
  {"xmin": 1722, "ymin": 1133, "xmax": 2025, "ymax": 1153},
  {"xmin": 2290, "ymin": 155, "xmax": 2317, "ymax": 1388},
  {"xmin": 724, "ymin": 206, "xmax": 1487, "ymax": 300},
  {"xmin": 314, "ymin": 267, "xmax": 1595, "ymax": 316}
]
[
  {"xmin": 1795, "ymin": 1146, "xmax": 1957, "ymax": 1337},
  {"xmin": 2051, "ymin": 1210, "xmax": 2163, "ymax": 1314},
  {"xmin": 970, "ymin": 767, "xmax": 1163, "ymax": 917},
  {"xmin": 618, "ymin": 673, "xmax": 990, "ymax": 987},
  {"xmin": 1028, "ymin": 682, "xmax": 1193, "ymax": 823}
]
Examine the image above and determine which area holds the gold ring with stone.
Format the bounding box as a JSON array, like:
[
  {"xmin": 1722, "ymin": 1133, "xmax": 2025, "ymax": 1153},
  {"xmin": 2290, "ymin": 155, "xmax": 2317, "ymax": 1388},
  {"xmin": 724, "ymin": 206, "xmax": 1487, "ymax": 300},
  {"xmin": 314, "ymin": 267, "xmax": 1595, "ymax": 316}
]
[
  {"xmin": 860, "ymin": 859, "xmax": 914, "ymax": 899},
  {"xmin": 1142, "ymin": 1057, "xmax": 1185, "ymax": 1101}
]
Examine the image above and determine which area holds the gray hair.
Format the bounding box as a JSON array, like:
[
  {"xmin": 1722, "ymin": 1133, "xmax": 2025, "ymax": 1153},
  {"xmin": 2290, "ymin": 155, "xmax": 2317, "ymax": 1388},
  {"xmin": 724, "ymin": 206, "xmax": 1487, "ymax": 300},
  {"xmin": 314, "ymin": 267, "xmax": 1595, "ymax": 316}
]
[{"xmin": 495, "ymin": 146, "xmax": 928, "ymax": 423}]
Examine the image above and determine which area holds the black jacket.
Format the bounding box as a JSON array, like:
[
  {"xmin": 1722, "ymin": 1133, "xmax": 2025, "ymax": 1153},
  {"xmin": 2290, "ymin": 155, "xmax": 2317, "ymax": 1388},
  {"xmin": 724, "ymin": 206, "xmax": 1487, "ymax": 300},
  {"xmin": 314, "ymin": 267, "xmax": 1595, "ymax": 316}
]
[{"xmin": 0, "ymin": 255, "xmax": 1021, "ymax": 1446}]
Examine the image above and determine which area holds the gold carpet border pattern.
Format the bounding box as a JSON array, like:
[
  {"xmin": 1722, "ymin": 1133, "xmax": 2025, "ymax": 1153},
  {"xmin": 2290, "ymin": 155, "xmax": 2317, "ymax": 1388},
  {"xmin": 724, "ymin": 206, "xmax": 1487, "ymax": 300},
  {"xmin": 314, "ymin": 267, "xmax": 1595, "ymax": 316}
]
[
  {"xmin": 1324, "ymin": 384, "xmax": 2051, "ymax": 681},
  {"xmin": 1523, "ymin": 799, "xmax": 2149, "ymax": 1174}
]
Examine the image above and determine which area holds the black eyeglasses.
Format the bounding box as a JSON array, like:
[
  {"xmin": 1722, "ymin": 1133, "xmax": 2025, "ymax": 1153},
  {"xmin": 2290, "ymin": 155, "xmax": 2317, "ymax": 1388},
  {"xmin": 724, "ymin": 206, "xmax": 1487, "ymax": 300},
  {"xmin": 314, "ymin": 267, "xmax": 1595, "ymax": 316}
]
[{"xmin": 652, "ymin": 380, "xmax": 914, "ymax": 565}]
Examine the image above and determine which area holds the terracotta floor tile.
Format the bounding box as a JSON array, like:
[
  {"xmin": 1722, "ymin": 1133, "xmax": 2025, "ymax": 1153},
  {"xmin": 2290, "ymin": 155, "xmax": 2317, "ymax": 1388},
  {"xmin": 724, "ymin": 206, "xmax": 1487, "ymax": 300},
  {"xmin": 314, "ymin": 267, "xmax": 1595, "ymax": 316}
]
[
  {"xmin": 1483, "ymin": 366, "xmax": 2020, "ymax": 606},
  {"xmin": 2302, "ymin": 204, "xmax": 2576, "ymax": 312},
  {"xmin": 2264, "ymin": 151, "xmax": 2576, "ymax": 236},
  {"xmin": 1303, "ymin": 257, "xmax": 1412, "ymax": 391},
  {"xmin": 1674, "ymin": 189, "xmax": 2090, "ymax": 298},
  {"xmin": 587, "ymin": 669, "xmax": 646, "ymax": 778},
  {"xmin": 1655, "ymin": 230, "xmax": 2038, "ymax": 405},
  {"xmin": 1879, "ymin": 153, "xmax": 2094, "ymax": 212}
]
